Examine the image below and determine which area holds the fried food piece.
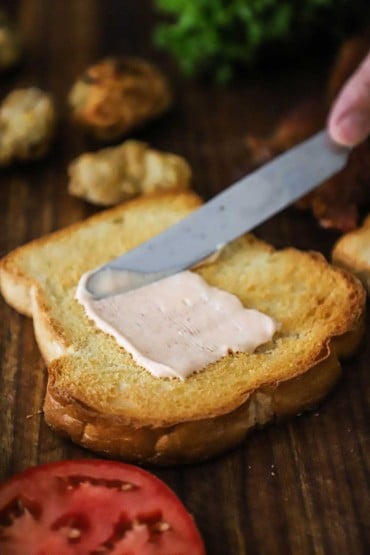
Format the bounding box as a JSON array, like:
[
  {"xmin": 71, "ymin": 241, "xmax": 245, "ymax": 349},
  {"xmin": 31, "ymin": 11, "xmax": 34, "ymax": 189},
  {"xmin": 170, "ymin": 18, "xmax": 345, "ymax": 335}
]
[
  {"xmin": 246, "ymin": 35, "xmax": 370, "ymax": 166},
  {"xmin": 0, "ymin": 10, "xmax": 21, "ymax": 71},
  {"xmin": 245, "ymin": 99, "xmax": 325, "ymax": 165},
  {"xmin": 297, "ymin": 142, "xmax": 370, "ymax": 231},
  {"xmin": 68, "ymin": 140, "xmax": 192, "ymax": 205},
  {"xmin": 246, "ymin": 101, "xmax": 370, "ymax": 231},
  {"xmin": 68, "ymin": 58, "xmax": 172, "ymax": 140},
  {"xmin": 245, "ymin": 36, "xmax": 370, "ymax": 231},
  {"xmin": 0, "ymin": 88, "xmax": 56, "ymax": 166}
]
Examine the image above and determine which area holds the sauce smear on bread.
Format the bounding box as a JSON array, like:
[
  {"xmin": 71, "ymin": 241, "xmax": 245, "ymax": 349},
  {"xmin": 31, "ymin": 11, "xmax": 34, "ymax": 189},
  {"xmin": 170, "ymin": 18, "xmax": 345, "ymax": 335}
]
[{"xmin": 76, "ymin": 270, "xmax": 279, "ymax": 379}]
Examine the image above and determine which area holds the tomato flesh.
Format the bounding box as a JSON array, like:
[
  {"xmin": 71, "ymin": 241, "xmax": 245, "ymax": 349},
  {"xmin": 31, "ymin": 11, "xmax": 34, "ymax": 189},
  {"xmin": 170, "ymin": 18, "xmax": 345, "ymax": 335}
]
[{"xmin": 0, "ymin": 460, "xmax": 206, "ymax": 555}]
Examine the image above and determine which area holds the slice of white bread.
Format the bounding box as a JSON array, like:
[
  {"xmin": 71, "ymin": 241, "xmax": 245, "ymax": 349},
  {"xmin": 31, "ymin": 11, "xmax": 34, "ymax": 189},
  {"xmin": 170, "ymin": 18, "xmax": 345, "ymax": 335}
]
[
  {"xmin": 332, "ymin": 214, "xmax": 370, "ymax": 292},
  {"xmin": 0, "ymin": 192, "xmax": 365, "ymax": 464}
]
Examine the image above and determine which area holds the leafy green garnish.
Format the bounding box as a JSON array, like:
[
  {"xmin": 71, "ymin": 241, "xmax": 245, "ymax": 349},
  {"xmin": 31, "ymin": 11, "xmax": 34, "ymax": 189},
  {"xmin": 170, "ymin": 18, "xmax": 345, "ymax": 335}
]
[{"xmin": 154, "ymin": 0, "xmax": 370, "ymax": 82}]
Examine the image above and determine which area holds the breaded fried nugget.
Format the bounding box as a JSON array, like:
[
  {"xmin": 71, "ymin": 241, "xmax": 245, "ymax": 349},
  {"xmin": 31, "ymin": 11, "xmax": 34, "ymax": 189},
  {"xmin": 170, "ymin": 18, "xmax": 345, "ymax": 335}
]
[
  {"xmin": 68, "ymin": 58, "xmax": 172, "ymax": 140},
  {"xmin": 68, "ymin": 140, "xmax": 191, "ymax": 206},
  {"xmin": 0, "ymin": 88, "xmax": 56, "ymax": 166}
]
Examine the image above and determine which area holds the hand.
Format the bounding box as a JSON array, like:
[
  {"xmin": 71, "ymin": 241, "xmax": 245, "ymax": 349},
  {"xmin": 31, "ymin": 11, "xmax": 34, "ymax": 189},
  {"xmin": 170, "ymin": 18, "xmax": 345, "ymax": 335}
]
[{"xmin": 328, "ymin": 51, "xmax": 370, "ymax": 147}]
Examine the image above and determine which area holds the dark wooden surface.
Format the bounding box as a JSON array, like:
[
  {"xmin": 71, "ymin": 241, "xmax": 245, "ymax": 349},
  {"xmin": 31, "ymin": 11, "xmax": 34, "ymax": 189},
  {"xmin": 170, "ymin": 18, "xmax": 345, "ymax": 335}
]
[{"xmin": 0, "ymin": 1, "xmax": 369, "ymax": 554}]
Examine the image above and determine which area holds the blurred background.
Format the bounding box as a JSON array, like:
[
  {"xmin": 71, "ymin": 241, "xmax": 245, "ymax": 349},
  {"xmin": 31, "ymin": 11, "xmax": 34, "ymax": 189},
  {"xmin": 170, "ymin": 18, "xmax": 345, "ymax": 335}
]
[{"xmin": 1, "ymin": 2, "xmax": 370, "ymax": 554}]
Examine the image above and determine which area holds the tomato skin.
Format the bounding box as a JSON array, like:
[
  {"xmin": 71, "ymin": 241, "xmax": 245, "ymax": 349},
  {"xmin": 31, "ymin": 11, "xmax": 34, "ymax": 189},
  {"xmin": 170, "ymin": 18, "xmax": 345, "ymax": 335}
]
[{"xmin": 0, "ymin": 459, "xmax": 206, "ymax": 555}]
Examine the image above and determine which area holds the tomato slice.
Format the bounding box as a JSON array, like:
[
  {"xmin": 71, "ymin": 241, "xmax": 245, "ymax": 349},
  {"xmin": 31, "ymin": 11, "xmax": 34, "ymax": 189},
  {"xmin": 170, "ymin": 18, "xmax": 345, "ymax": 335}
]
[{"xmin": 0, "ymin": 460, "xmax": 206, "ymax": 555}]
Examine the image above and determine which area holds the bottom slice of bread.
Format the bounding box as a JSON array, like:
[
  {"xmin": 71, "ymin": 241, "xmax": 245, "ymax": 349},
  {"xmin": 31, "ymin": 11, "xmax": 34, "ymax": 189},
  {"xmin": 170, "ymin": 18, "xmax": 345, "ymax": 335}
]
[{"xmin": 0, "ymin": 192, "xmax": 366, "ymax": 464}]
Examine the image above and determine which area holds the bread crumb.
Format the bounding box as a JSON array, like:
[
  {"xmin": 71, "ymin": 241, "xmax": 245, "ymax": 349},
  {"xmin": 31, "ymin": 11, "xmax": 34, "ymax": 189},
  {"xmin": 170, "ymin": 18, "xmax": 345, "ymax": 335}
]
[{"xmin": 25, "ymin": 409, "xmax": 43, "ymax": 419}]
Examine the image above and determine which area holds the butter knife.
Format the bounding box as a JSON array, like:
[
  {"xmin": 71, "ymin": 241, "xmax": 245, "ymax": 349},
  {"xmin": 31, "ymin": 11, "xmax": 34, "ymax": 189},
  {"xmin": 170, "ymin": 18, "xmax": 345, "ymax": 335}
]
[{"xmin": 85, "ymin": 130, "xmax": 350, "ymax": 298}]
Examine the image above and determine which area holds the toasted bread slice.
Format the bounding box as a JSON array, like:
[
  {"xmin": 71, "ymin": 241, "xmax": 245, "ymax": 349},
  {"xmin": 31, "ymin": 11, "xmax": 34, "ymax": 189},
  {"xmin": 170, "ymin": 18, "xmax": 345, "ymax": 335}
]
[
  {"xmin": 332, "ymin": 214, "xmax": 370, "ymax": 292},
  {"xmin": 0, "ymin": 192, "xmax": 365, "ymax": 464}
]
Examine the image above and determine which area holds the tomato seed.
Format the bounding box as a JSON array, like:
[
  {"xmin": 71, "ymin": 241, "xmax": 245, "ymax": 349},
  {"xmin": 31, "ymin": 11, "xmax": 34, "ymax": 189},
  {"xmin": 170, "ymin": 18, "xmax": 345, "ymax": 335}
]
[
  {"xmin": 121, "ymin": 483, "xmax": 134, "ymax": 491},
  {"xmin": 60, "ymin": 475, "xmax": 139, "ymax": 492},
  {"xmin": 154, "ymin": 521, "xmax": 171, "ymax": 532},
  {"xmin": 68, "ymin": 528, "xmax": 81, "ymax": 539}
]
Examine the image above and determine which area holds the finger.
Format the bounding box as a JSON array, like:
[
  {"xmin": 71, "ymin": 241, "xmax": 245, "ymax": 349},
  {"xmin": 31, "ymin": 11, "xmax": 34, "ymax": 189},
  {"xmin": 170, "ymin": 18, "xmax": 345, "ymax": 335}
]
[{"xmin": 328, "ymin": 51, "xmax": 370, "ymax": 147}]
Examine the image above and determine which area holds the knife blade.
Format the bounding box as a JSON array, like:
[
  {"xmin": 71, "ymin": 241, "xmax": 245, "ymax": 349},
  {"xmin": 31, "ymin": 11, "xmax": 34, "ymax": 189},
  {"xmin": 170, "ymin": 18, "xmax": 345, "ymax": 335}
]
[{"xmin": 85, "ymin": 130, "xmax": 350, "ymax": 299}]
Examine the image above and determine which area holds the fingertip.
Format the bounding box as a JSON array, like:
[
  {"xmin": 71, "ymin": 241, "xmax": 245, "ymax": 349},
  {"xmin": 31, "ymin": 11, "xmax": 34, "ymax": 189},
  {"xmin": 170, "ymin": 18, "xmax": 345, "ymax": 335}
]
[{"xmin": 328, "ymin": 111, "xmax": 370, "ymax": 147}]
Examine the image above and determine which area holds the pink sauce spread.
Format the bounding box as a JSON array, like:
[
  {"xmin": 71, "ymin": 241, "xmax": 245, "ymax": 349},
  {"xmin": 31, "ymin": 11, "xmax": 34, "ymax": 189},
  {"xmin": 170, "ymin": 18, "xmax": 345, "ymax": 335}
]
[{"xmin": 76, "ymin": 270, "xmax": 279, "ymax": 380}]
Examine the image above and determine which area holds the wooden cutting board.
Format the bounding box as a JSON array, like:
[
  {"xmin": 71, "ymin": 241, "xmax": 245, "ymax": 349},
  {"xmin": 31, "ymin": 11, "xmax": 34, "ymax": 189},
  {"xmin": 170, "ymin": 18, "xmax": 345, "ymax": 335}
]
[{"xmin": 0, "ymin": 1, "xmax": 369, "ymax": 553}]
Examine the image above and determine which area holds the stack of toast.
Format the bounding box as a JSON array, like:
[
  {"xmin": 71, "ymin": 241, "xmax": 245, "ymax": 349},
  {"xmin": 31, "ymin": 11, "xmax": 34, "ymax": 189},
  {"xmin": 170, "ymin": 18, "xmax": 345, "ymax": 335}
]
[{"xmin": 0, "ymin": 191, "xmax": 366, "ymax": 464}]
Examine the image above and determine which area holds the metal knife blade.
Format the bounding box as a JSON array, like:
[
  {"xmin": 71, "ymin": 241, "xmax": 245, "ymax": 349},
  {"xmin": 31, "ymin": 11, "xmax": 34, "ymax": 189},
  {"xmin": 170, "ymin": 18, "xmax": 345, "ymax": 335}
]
[{"xmin": 85, "ymin": 130, "xmax": 350, "ymax": 298}]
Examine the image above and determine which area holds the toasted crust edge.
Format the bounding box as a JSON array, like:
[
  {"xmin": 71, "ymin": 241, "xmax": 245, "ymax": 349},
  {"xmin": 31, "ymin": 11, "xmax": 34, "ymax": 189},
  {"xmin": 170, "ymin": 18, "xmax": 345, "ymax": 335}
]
[
  {"xmin": 332, "ymin": 218, "xmax": 370, "ymax": 292},
  {"xmin": 0, "ymin": 193, "xmax": 366, "ymax": 464},
  {"xmin": 0, "ymin": 191, "xmax": 202, "ymax": 317},
  {"xmin": 42, "ymin": 311, "xmax": 364, "ymax": 465},
  {"xmin": 43, "ymin": 335, "xmax": 357, "ymax": 465}
]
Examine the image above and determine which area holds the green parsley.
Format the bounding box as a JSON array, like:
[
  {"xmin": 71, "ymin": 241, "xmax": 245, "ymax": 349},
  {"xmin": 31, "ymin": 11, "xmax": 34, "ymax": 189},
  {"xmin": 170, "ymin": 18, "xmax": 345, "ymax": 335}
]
[{"xmin": 154, "ymin": 0, "xmax": 370, "ymax": 82}]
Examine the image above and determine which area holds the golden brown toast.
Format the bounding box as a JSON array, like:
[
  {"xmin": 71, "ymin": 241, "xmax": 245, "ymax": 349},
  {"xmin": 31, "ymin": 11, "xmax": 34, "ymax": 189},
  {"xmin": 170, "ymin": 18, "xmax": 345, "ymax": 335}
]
[
  {"xmin": 0, "ymin": 192, "xmax": 365, "ymax": 464},
  {"xmin": 333, "ymin": 214, "xmax": 370, "ymax": 292}
]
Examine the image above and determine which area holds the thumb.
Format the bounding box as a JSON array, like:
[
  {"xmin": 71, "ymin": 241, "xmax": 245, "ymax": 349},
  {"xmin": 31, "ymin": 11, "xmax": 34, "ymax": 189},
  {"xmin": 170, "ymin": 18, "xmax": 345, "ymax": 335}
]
[{"xmin": 328, "ymin": 51, "xmax": 370, "ymax": 147}]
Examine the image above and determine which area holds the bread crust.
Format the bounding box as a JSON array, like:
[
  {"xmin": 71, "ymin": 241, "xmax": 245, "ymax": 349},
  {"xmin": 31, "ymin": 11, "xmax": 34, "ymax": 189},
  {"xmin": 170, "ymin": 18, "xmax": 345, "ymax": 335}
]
[
  {"xmin": 44, "ymin": 349, "xmax": 344, "ymax": 465},
  {"xmin": 332, "ymin": 214, "xmax": 370, "ymax": 292},
  {"xmin": 42, "ymin": 311, "xmax": 363, "ymax": 464},
  {"xmin": 0, "ymin": 192, "xmax": 366, "ymax": 464}
]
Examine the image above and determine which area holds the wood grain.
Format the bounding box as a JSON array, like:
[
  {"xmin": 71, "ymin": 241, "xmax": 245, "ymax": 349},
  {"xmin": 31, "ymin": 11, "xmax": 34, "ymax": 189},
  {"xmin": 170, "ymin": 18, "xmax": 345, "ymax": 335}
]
[{"xmin": 0, "ymin": 1, "xmax": 369, "ymax": 554}]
